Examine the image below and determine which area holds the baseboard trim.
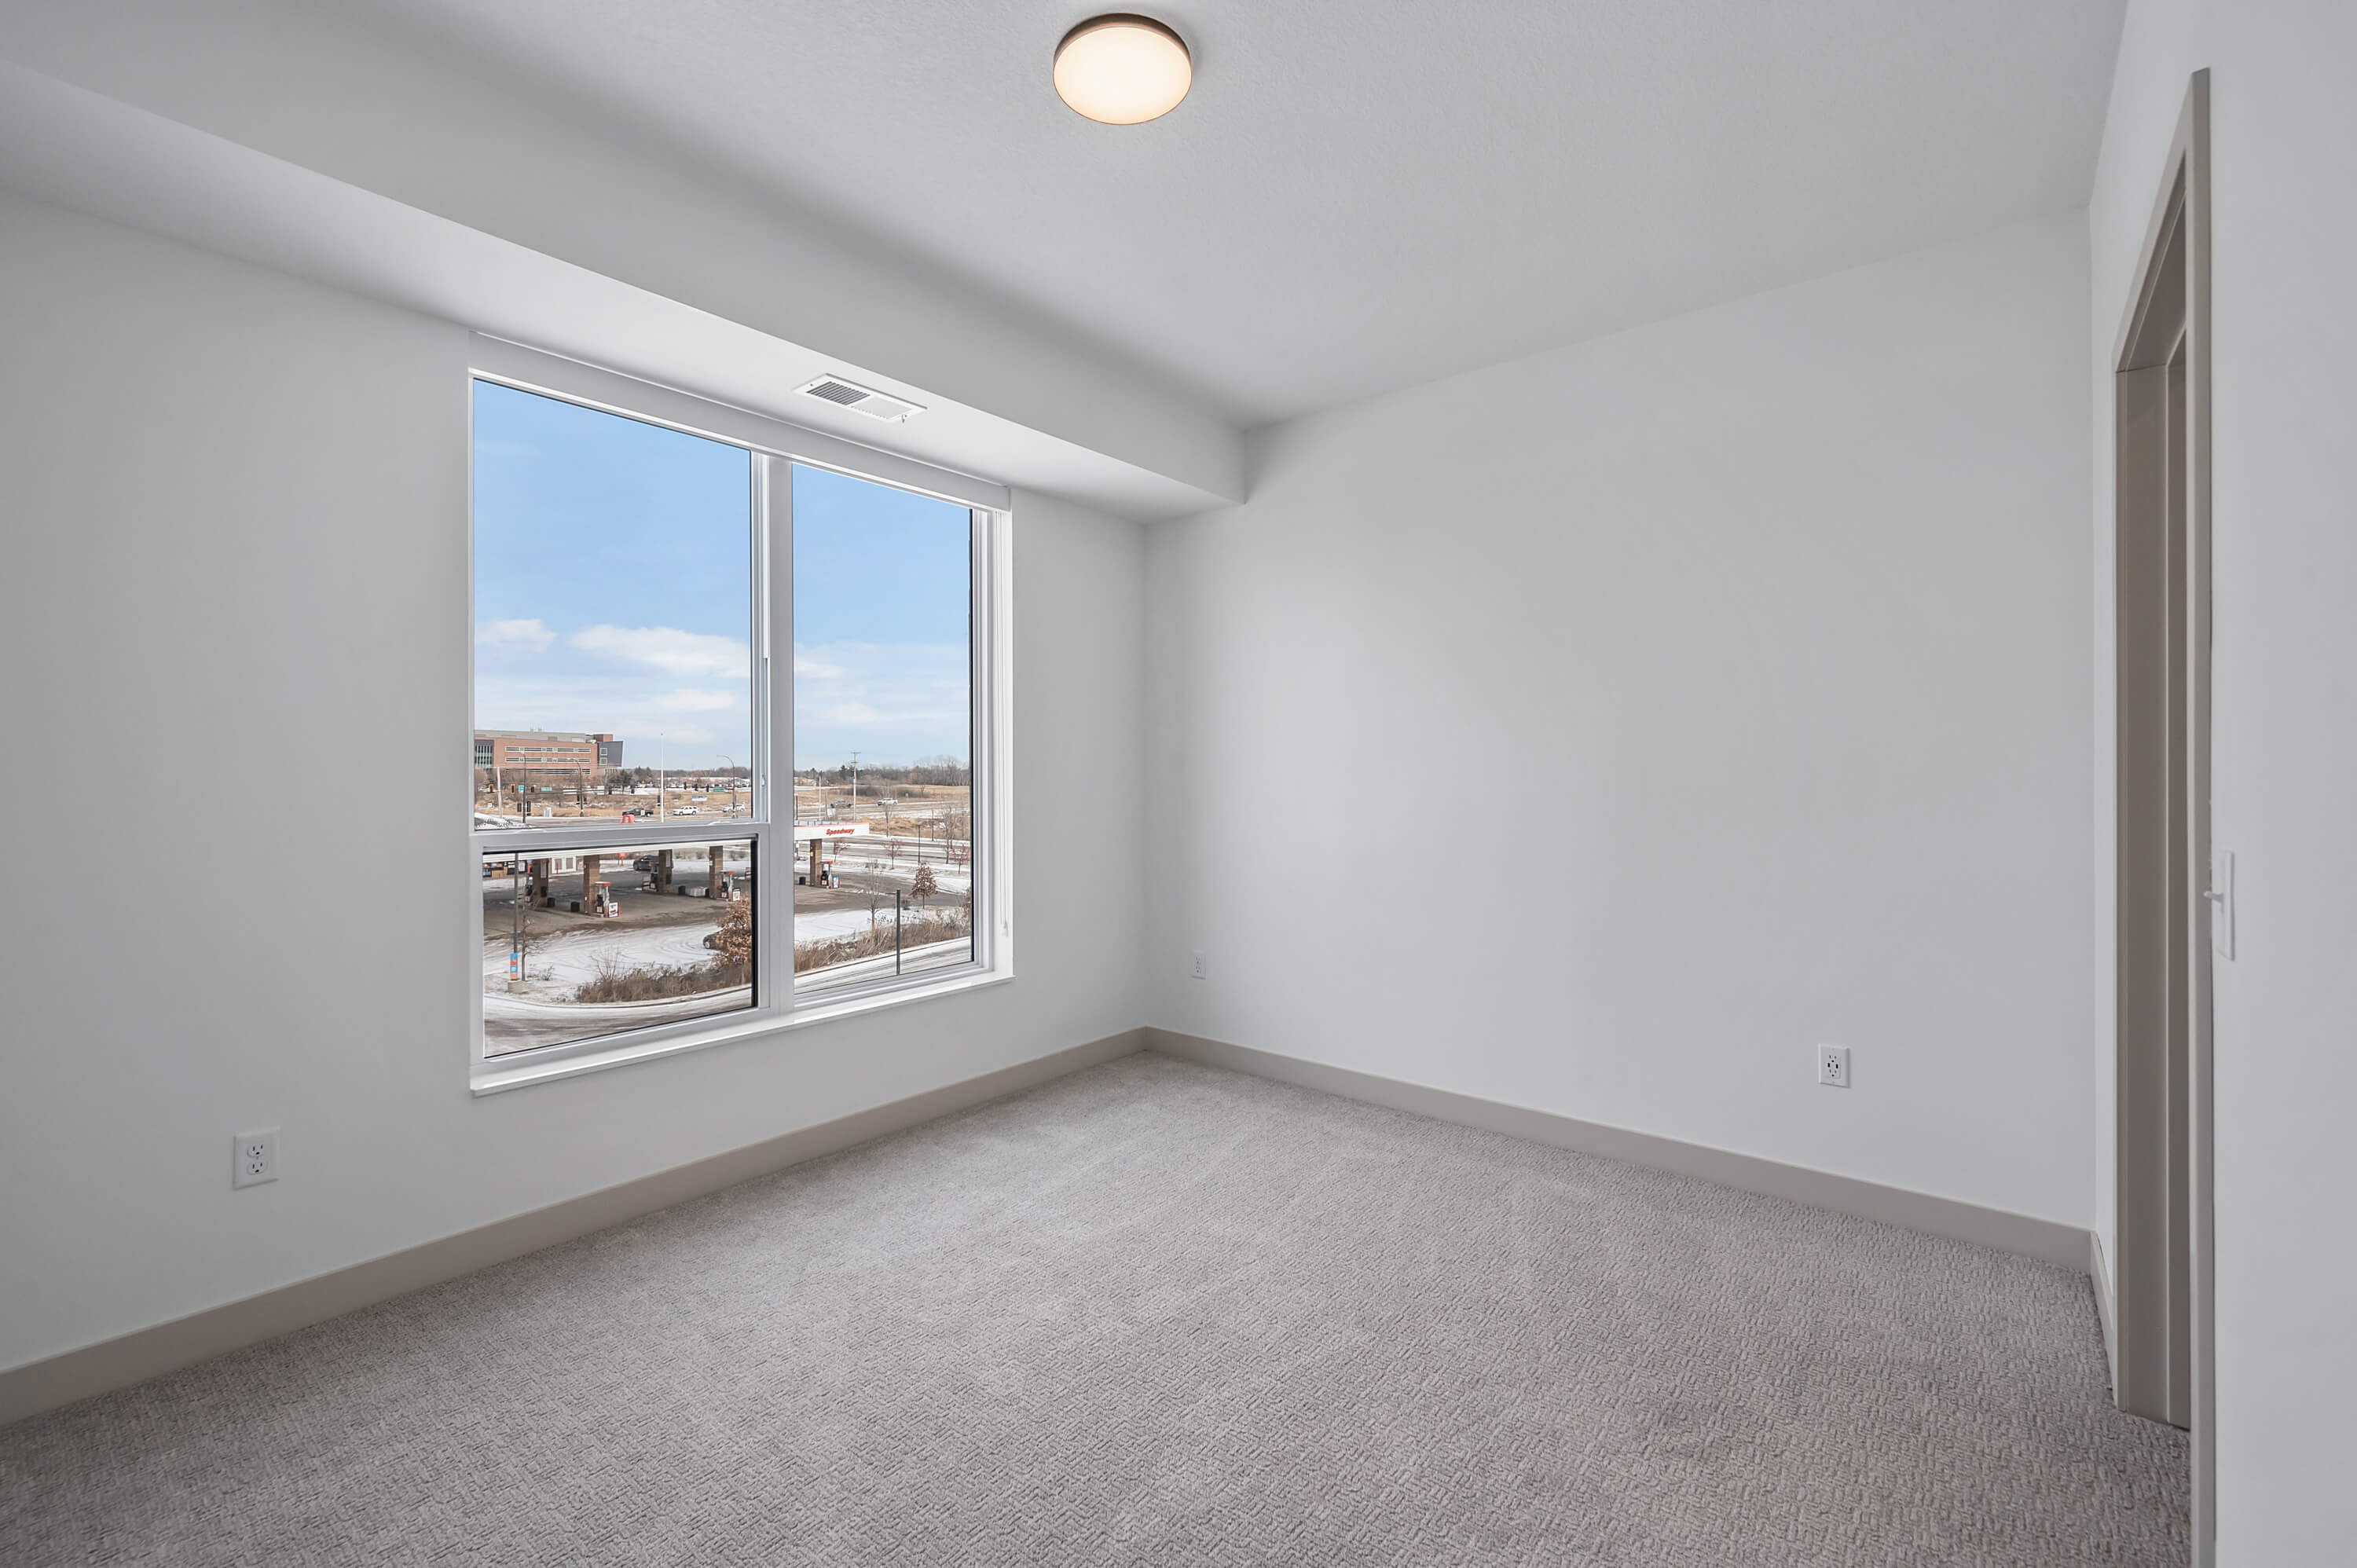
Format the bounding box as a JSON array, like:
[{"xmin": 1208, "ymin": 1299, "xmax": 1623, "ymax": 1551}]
[
  {"xmin": 1146, "ymin": 1028, "xmax": 2090, "ymax": 1273},
  {"xmin": 0, "ymin": 1028, "xmax": 1146, "ymax": 1429},
  {"xmin": 2089, "ymin": 1229, "xmax": 2120, "ymax": 1391}
]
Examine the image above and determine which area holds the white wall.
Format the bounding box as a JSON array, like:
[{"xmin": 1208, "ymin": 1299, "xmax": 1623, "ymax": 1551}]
[
  {"xmin": 1146, "ymin": 216, "xmax": 2094, "ymax": 1227},
  {"xmin": 2092, "ymin": 4, "xmax": 2357, "ymax": 1560},
  {"xmin": 0, "ymin": 191, "xmax": 1146, "ymax": 1375}
]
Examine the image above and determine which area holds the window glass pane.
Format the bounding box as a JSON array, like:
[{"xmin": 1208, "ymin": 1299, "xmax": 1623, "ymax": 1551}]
[
  {"xmin": 791, "ymin": 466, "xmax": 973, "ymax": 991},
  {"xmin": 472, "ymin": 382, "xmax": 753, "ymax": 821},
  {"xmin": 482, "ymin": 840, "xmax": 756, "ymax": 1056}
]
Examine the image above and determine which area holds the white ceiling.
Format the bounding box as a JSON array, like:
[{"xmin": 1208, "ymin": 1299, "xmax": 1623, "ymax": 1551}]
[{"xmin": 355, "ymin": 0, "xmax": 2127, "ymax": 427}]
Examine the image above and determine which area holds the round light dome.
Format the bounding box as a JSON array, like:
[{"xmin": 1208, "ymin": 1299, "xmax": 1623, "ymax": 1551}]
[{"xmin": 1053, "ymin": 15, "xmax": 1192, "ymax": 125}]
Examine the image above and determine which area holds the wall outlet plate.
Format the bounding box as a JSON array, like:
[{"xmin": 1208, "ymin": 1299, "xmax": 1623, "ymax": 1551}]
[
  {"xmin": 1816, "ymin": 1046, "xmax": 1851, "ymax": 1089},
  {"xmin": 1189, "ymin": 949, "xmax": 1208, "ymax": 980},
  {"xmin": 233, "ymin": 1128, "xmax": 278, "ymax": 1189}
]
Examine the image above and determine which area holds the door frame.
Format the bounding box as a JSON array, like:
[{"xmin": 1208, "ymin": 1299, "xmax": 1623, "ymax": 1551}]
[{"xmin": 2110, "ymin": 68, "xmax": 2213, "ymax": 1565}]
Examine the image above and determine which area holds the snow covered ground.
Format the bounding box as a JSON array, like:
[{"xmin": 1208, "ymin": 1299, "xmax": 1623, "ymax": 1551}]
[
  {"xmin": 790, "ymin": 903, "xmax": 943, "ymax": 944},
  {"xmin": 480, "ymin": 908, "xmax": 745, "ymax": 1054},
  {"xmin": 821, "ymin": 845, "xmax": 971, "ymax": 896},
  {"xmin": 480, "ymin": 868, "xmax": 971, "ymax": 1054},
  {"xmin": 482, "ymin": 918, "xmax": 724, "ymax": 1001}
]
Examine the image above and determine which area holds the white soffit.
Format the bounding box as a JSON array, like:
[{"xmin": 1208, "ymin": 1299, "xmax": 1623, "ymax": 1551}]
[
  {"xmin": 0, "ymin": 9, "xmax": 1244, "ymax": 522},
  {"xmin": 470, "ymin": 337, "xmax": 1006, "ymax": 512}
]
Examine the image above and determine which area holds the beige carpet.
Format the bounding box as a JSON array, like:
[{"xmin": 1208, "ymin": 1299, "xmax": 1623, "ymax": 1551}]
[{"xmin": 0, "ymin": 1053, "xmax": 2185, "ymax": 1566}]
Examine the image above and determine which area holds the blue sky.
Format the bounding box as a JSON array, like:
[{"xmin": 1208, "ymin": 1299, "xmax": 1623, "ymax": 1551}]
[
  {"xmin": 473, "ymin": 381, "xmax": 970, "ymax": 774},
  {"xmin": 791, "ymin": 465, "xmax": 972, "ymax": 770}
]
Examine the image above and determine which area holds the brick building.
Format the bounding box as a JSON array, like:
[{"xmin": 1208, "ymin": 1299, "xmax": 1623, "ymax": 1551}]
[{"xmin": 473, "ymin": 730, "xmax": 622, "ymax": 782}]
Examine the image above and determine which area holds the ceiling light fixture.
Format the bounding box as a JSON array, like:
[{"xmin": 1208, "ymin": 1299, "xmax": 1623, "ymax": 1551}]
[{"xmin": 1053, "ymin": 14, "xmax": 1192, "ymax": 125}]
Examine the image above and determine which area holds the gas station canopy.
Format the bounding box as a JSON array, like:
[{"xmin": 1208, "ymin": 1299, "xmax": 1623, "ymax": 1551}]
[{"xmin": 791, "ymin": 822, "xmax": 871, "ymax": 842}]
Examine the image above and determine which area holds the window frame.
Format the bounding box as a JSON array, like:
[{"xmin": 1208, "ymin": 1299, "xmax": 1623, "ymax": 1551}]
[{"xmin": 465, "ymin": 340, "xmax": 1012, "ymax": 1094}]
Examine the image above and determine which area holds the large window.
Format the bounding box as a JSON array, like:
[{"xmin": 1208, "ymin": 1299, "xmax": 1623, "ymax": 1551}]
[{"xmin": 470, "ymin": 366, "xmax": 996, "ymax": 1079}]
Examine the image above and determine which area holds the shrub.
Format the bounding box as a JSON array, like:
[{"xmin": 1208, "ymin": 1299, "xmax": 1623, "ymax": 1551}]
[
  {"xmin": 792, "ymin": 906, "xmax": 970, "ymax": 973},
  {"xmin": 571, "ymin": 953, "xmax": 747, "ymax": 1003}
]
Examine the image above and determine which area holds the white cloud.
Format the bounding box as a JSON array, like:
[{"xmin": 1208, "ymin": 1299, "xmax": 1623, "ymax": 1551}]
[
  {"xmin": 792, "ymin": 640, "xmax": 972, "ymax": 764},
  {"xmin": 573, "ymin": 624, "xmax": 750, "ymax": 676},
  {"xmin": 660, "ymin": 688, "xmax": 738, "ymax": 712},
  {"xmin": 815, "ymin": 702, "xmax": 882, "ymax": 724},
  {"xmin": 475, "ymin": 617, "xmax": 555, "ymax": 651}
]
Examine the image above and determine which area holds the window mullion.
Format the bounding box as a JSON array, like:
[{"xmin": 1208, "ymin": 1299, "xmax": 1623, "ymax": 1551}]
[{"xmin": 764, "ymin": 453, "xmax": 795, "ymax": 1015}]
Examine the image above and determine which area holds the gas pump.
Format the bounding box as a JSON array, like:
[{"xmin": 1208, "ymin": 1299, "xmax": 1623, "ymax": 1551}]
[
  {"xmin": 590, "ymin": 881, "xmax": 618, "ymax": 918},
  {"xmin": 795, "ymin": 822, "xmax": 864, "ymax": 887}
]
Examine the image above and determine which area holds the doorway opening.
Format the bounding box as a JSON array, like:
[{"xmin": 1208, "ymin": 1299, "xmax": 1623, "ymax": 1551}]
[{"xmin": 2110, "ymin": 68, "xmax": 2212, "ymax": 1565}]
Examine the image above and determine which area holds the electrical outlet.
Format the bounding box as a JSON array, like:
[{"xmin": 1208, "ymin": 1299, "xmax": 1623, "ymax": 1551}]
[
  {"xmin": 233, "ymin": 1128, "xmax": 279, "ymax": 1189},
  {"xmin": 1816, "ymin": 1046, "xmax": 1851, "ymax": 1089},
  {"xmin": 1189, "ymin": 949, "xmax": 1207, "ymax": 980}
]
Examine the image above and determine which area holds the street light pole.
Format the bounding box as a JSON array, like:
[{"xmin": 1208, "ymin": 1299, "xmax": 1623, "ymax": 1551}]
[
  {"xmin": 849, "ymin": 750, "xmax": 860, "ymax": 815},
  {"xmin": 508, "ymin": 854, "xmax": 524, "ymax": 991}
]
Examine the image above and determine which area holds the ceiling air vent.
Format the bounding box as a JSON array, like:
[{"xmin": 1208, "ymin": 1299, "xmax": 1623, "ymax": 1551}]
[{"xmin": 797, "ymin": 376, "xmax": 924, "ymax": 423}]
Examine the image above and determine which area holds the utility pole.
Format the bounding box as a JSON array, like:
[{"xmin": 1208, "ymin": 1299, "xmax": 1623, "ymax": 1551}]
[
  {"xmin": 659, "ymin": 733, "xmax": 667, "ymax": 821},
  {"xmin": 849, "ymin": 750, "xmax": 860, "ymax": 815}
]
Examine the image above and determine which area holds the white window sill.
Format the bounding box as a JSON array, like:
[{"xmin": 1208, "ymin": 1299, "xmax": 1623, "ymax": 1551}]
[{"xmin": 470, "ymin": 969, "xmax": 1014, "ymax": 1096}]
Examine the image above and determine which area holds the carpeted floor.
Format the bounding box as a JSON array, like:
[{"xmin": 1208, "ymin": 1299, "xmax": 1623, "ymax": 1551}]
[{"xmin": 0, "ymin": 1053, "xmax": 2186, "ymax": 1566}]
